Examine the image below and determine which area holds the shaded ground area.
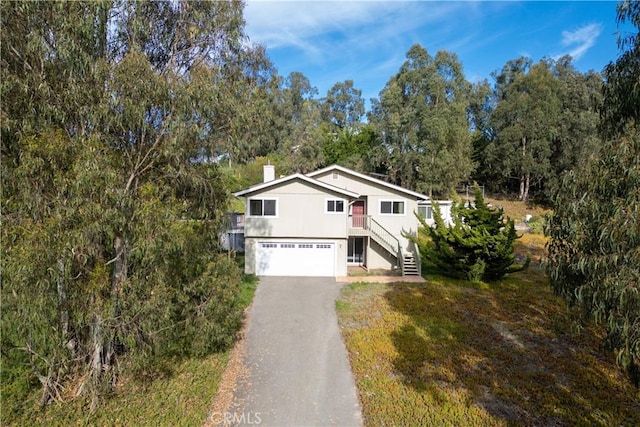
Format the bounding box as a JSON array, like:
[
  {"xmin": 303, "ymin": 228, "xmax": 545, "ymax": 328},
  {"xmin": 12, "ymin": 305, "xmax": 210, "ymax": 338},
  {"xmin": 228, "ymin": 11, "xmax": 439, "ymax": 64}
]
[{"xmin": 337, "ymin": 271, "xmax": 640, "ymax": 426}]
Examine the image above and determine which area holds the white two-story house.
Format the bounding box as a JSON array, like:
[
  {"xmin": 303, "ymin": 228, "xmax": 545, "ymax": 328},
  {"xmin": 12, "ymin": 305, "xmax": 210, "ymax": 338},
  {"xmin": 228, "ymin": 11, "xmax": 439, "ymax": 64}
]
[{"xmin": 233, "ymin": 164, "xmax": 452, "ymax": 278}]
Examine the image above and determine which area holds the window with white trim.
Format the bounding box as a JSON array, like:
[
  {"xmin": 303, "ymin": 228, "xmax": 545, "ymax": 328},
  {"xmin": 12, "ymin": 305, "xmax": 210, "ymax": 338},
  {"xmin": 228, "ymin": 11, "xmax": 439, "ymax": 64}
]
[
  {"xmin": 418, "ymin": 205, "xmax": 433, "ymax": 220},
  {"xmin": 326, "ymin": 199, "xmax": 345, "ymax": 213},
  {"xmin": 249, "ymin": 198, "xmax": 277, "ymax": 216},
  {"xmin": 380, "ymin": 200, "xmax": 405, "ymax": 215}
]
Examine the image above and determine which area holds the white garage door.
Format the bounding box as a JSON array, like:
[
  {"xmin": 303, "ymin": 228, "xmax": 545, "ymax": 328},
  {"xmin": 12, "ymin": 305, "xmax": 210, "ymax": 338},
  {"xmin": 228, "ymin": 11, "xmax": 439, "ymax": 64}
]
[{"xmin": 256, "ymin": 242, "xmax": 335, "ymax": 277}]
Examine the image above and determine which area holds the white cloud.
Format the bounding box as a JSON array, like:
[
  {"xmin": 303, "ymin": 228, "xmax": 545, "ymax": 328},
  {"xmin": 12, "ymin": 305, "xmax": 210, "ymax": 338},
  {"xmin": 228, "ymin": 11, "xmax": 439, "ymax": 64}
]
[
  {"xmin": 559, "ymin": 23, "xmax": 602, "ymax": 60},
  {"xmin": 244, "ymin": 0, "xmax": 467, "ymax": 61}
]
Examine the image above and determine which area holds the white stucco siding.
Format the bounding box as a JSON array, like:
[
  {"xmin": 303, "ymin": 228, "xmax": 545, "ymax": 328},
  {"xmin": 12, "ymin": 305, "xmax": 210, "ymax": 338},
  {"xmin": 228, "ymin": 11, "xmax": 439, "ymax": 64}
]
[{"xmin": 244, "ymin": 180, "xmax": 350, "ymax": 239}]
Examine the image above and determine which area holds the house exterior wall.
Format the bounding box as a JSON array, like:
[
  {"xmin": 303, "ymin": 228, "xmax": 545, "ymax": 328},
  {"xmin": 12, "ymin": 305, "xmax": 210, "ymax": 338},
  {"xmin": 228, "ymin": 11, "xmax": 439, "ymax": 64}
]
[
  {"xmin": 367, "ymin": 239, "xmax": 398, "ymax": 270},
  {"xmin": 237, "ymin": 167, "xmax": 442, "ymax": 276},
  {"xmin": 418, "ymin": 200, "xmax": 453, "ymax": 226},
  {"xmin": 244, "ymin": 180, "xmax": 350, "ymax": 239},
  {"xmin": 313, "ymin": 171, "xmax": 421, "ymax": 249}
]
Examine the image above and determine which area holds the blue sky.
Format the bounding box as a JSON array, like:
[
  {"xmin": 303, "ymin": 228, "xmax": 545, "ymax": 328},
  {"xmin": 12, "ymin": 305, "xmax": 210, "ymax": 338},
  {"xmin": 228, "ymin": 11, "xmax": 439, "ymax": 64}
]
[{"xmin": 244, "ymin": 1, "xmax": 627, "ymax": 105}]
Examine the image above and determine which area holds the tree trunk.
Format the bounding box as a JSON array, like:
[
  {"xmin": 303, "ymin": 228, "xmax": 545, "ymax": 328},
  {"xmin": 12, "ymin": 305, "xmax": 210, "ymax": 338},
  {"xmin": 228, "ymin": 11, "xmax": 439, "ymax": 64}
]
[
  {"xmin": 523, "ymin": 173, "xmax": 530, "ymax": 201},
  {"xmin": 81, "ymin": 234, "xmax": 129, "ymax": 405},
  {"xmin": 519, "ymin": 136, "xmax": 528, "ymax": 201},
  {"xmin": 56, "ymin": 258, "xmax": 76, "ymax": 355},
  {"xmin": 88, "ymin": 313, "xmax": 104, "ymax": 411},
  {"xmin": 106, "ymin": 234, "xmax": 129, "ymax": 381}
]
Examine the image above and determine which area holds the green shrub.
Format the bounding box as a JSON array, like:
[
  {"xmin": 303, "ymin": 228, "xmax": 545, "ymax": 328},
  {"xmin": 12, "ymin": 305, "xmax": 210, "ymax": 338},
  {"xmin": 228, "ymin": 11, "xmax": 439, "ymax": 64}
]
[{"xmin": 414, "ymin": 183, "xmax": 530, "ymax": 282}]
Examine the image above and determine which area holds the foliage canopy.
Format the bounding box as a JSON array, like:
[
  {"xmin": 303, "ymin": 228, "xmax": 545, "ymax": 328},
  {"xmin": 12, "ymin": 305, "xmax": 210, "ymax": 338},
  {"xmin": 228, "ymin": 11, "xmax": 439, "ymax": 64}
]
[
  {"xmin": 547, "ymin": 0, "xmax": 640, "ymax": 385},
  {"xmin": 1, "ymin": 0, "xmax": 260, "ymax": 412}
]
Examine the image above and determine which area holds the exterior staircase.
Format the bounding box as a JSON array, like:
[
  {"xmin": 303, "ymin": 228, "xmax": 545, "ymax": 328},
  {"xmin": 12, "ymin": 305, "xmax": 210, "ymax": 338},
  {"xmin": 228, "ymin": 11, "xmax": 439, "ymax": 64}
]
[
  {"xmin": 349, "ymin": 215, "xmax": 421, "ymax": 276},
  {"xmin": 402, "ymin": 253, "xmax": 420, "ymax": 276}
]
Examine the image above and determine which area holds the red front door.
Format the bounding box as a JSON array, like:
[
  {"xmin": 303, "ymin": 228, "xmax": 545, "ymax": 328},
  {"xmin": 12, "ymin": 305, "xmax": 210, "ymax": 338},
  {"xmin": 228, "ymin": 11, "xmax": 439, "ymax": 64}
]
[{"xmin": 352, "ymin": 200, "xmax": 365, "ymax": 228}]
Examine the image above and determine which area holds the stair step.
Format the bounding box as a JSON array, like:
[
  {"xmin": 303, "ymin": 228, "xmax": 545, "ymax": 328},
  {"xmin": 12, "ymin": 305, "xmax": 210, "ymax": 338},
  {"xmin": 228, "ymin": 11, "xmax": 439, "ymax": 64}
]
[{"xmin": 403, "ymin": 254, "xmax": 420, "ymax": 276}]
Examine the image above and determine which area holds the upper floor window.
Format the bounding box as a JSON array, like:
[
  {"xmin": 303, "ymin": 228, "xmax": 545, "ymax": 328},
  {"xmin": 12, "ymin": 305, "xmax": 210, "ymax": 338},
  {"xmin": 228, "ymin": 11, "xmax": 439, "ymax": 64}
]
[
  {"xmin": 326, "ymin": 199, "xmax": 345, "ymax": 213},
  {"xmin": 380, "ymin": 200, "xmax": 405, "ymax": 215},
  {"xmin": 249, "ymin": 198, "xmax": 277, "ymax": 217},
  {"xmin": 418, "ymin": 205, "xmax": 433, "ymax": 220}
]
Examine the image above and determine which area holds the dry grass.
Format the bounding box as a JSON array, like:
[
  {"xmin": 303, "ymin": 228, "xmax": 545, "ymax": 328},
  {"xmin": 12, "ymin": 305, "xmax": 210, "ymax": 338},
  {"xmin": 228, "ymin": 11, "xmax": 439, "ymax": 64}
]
[
  {"xmin": 337, "ymin": 240, "xmax": 640, "ymax": 425},
  {"xmin": 7, "ymin": 353, "xmax": 230, "ymax": 427},
  {"xmin": 485, "ymin": 197, "xmax": 551, "ymax": 221}
]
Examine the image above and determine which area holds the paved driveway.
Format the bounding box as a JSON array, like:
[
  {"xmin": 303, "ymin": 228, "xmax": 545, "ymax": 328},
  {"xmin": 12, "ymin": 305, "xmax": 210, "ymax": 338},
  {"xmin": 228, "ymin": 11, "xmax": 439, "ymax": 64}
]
[{"xmin": 228, "ymin": 277, "xmax": 362, "ymax": 426}]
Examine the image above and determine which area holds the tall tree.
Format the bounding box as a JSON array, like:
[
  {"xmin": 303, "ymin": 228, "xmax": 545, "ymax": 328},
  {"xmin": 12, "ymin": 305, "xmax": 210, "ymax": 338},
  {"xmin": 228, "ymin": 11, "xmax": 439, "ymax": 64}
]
[
  {"xmin": 487, "ymin": 59, "xmax": 560, "ymax": 201},
  {"xmin": 321, "ymin": 80, "xmax": 365, "ymax": 130},
  {"xmin": 322, "ymin": 124, "xmax": 381, "ymax": 170},
  {"xmin": 369, "ymin": 45, "xmax": 474, "ymax": 197},
  {"xmin": 475, "ymin": 57, "xmax": 602, "ymax": 202},
  {"xmin": 545, "ymin": 56, "xmax": 602, "ymax": 202},
  {"xmin": 1, "ymin": 0, "xmax": 260, "ymax": 409},
  {"xmin": 270, "ymin": 71, "xmax": 325, "ymax": 173},
  {"xmin": 547, "ymin": 0, "xmax": 640, "ymax": 385}
]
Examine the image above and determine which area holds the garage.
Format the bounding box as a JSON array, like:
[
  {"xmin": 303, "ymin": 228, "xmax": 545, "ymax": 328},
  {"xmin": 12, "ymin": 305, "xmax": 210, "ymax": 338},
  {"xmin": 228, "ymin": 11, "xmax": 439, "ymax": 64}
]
[{"xmin": 255, "ymin": 241, "xmax": 335, "ymax": 276}]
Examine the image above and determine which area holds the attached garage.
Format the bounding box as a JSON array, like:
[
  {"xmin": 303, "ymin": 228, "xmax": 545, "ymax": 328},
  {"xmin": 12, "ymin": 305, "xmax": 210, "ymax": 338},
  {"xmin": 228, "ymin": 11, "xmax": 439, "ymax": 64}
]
[{"xmin": 256, "ymin": 241, "xmax": 335, "ymax": 277}]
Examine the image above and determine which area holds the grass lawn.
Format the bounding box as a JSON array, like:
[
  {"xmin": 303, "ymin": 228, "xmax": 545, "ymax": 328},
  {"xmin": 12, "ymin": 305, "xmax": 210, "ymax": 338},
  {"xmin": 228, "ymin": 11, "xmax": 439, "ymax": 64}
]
[{"xmin": 337, "ymin": 241, "xmax": 640, "ymax": 425}]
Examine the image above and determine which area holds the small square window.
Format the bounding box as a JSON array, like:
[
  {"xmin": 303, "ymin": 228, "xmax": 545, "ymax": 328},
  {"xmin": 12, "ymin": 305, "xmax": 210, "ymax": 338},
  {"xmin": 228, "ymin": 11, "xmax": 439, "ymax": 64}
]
[
  {"xmin": 264, "ymin": 199, "xmax": 276, "ymax": 216},
  {"xmin": 250, "ymin": 199, "xmax": 263, "ymax": 216}
]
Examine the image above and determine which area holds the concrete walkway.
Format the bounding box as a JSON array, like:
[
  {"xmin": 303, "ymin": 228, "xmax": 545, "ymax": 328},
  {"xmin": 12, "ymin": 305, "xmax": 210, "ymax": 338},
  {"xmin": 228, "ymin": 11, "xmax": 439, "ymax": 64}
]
[
  {"xmin": 337, "ymin": 275, "xmax": 426, "ymax": 283},
  {"xmin": 227, "ymin": 277, "xmax": 362, "ymax": 426}
]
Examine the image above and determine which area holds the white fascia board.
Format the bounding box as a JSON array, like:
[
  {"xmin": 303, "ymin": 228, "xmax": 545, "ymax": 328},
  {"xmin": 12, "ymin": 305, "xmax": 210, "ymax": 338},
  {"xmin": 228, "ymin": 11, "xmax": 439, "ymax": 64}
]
[
  {"xmin": 307, "ymin": 164, "xmax": 431, "ymax": 201},
  {"xmin": 233, "ymin": 173, "xmax": 360, "ymax": 199}
]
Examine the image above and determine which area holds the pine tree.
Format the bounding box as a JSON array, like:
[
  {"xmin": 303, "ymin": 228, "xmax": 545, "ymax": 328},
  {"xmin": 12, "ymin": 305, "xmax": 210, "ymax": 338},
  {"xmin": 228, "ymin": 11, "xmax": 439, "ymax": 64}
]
[{"xmin": 417, "ymin": 184, "xmax": 529, "ymax": 282}]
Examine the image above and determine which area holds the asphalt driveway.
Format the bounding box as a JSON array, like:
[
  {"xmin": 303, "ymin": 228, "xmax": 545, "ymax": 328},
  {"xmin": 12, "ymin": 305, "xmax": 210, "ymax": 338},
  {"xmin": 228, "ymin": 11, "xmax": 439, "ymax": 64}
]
[{"xmin": 228, "ymin": 277, "xmax": 362, "ymax": 426}]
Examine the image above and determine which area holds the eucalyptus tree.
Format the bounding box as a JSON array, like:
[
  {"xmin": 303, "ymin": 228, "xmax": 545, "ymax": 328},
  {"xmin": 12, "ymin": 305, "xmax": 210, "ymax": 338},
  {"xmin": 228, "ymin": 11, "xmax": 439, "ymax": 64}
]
[
  {"xmin": 269, "ymin": 71, "xmax": 326, "ymax": 173},
  {"xmin": 545, "ymin": 56, "xmax": 602, "ymax": 202},
  {"xmin": 369, "ymin": 44, "xmax": 474, "ymax": 197},
  {"xmin": 322, "ymin": 80, "xmax": 365, "ymax": 130},
  {"xmin": 1, "ymin": 0, "xmax": 263, "ymax": 409},
  {"xmin": 318, "ymin": 80, "xmax": 373, "ymax": 170},
  {"xmin": 487, "ymin": 59, "xmax": 560, "ymax": 201},
  {"xmin": 475, "ymin": 56, "xmax": 601, "ymax": 201},
  {"xmin": 547, "ymin": 0, "xmax": 640, "ymax": 385}
]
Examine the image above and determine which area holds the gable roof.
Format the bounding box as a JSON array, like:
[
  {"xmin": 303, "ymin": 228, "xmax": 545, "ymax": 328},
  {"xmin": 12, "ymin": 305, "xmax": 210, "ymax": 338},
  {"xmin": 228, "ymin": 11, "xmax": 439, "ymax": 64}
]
[
  {"xmin": 307, "ymin": 164, "xmax": 430, "ymax": 201},
  {"xmin": 233, "ymin": 173, "xmax": 360, "ymax": 199}
]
